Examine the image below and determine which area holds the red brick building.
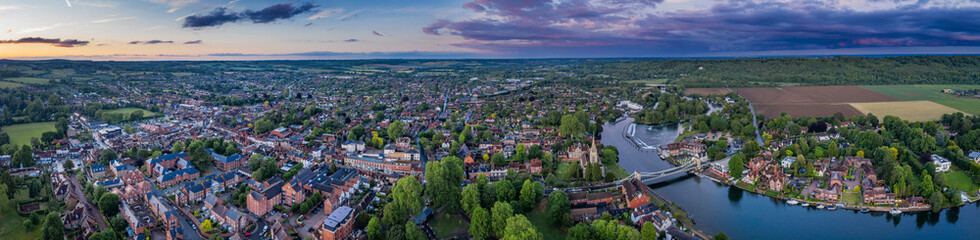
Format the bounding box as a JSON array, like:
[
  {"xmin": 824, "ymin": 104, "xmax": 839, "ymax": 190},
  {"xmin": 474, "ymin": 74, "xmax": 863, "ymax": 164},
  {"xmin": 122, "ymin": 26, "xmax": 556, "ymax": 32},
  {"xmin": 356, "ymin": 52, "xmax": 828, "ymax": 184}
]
[{"xmin": 320, "ymin": 206, "xmax": 356, "ymax": 240}]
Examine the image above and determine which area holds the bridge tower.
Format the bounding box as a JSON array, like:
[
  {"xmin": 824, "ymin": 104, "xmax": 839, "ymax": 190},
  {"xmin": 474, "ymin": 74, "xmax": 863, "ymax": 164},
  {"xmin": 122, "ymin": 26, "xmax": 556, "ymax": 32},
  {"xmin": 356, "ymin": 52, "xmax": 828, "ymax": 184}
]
[{"xmin": 633, "ymin": 171, "xmax": 641, "ymax": 181}]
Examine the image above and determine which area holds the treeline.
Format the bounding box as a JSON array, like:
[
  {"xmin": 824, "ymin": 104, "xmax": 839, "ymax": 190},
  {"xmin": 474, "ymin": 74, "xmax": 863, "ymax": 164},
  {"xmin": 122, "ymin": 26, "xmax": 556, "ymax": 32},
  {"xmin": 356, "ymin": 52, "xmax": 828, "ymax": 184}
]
[
  {"xmin": 583, "ymin": 56, "xmax": 980, "ymax": 88},
  {"xmin": 0, "ymin": 88, "xmax": 72, "ymax": 126}
]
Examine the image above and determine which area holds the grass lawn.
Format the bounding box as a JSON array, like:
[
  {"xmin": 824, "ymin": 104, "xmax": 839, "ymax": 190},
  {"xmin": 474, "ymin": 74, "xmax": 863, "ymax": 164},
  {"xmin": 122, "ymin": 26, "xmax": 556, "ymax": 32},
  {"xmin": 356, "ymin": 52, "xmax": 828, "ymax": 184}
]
[
  {"xmin": 102, "ymin": 107, "xmax": 159, "ymax": 121},
  {"xmin": 860, "ymin": 85, "xmax": 949, "ymax": 101},
  {"xmin": 931, "ymin": 98, "xmax": 980, "ymax": 115},
  {"xmin": 104, "ymin": 107, "xmax": 158, "ymax": 117},
  {"xmin": 3, "ymin": 77, "xmax": 50, "ymax": 85},
  {"xmin": 840, "ymin": 190, "xmax": 861, "ymax": 204},
  {"xmin": 428, "ymin": 213, "xmax": 468, "ymax": 238},
  {"xmin": 13, "ymin": 188, "xmax": 30, "ymax": 200},
  {"xmin": 525, "ymin": 200, "xmax": 566, "ymax": 240},
  {"xmin": 605, "ymin": 162, "xmax": 629, "ymax": 180},
  {"xmin": 0, "ymin": 205, "xmax": 40, "ymax": 240},
  {"xmin": 1, "ymin": 121, "xmax": 57, "ymax": 147},
  {"xmin": 0, "ymin": 81, "xmax": 26, "ymax": 88},
  {"xmin": 945, "ymin": 170, "xmax": 979, "ymax": 192}
]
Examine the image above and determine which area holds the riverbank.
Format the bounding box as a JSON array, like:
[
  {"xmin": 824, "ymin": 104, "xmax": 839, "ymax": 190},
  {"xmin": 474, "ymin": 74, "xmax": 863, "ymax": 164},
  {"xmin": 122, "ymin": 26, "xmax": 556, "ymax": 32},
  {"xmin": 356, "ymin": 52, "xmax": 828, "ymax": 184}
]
[
  {"xmin": 697, "ymin": 167, "xmax": 942, "ymax": 214},
  {"xmin": 608, "ymin": 117, "xmax": 980, "ymax": 240}
]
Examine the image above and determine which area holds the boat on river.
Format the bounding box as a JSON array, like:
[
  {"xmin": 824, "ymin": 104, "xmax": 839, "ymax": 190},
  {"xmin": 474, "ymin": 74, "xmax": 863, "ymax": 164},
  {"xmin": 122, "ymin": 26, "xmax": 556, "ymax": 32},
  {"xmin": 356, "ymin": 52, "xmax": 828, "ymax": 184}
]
[
  {"xmin": 827, "ymin": 205, "xmax": 837, "ymax": 211},
  {"xmin": 787, "ymin": 199, "xmax": 799, "ymax": 205},
  {"xmin": 890, "ymin": 209, "xmax": 902, "ymax": 215},
  {"xmin": 802, "ymin": 202, "xmax": 810, "ymax": 207},
  {"xmin": 817, "ymin": 205, "xmax": 825, "ymax": 209},
  {"xmin": 861, "ymin": 208, "xmax": 870, "ymax": 213}
]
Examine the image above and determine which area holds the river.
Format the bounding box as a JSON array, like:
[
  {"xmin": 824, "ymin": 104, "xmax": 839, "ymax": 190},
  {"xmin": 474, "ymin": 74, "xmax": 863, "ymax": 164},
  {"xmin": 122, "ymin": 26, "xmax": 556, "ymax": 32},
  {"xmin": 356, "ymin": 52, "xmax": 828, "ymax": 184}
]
[{"xmin": 601, "ymin": 118, "xmax": 980, "ymax": 240}]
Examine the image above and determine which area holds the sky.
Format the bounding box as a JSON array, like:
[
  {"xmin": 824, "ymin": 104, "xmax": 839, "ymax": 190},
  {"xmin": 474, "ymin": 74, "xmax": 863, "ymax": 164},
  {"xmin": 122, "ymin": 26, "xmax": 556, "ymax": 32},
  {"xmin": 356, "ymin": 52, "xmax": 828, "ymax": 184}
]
[{"xmin": 2, "ymin": 0, "xmax": 980, "ymax": 60}]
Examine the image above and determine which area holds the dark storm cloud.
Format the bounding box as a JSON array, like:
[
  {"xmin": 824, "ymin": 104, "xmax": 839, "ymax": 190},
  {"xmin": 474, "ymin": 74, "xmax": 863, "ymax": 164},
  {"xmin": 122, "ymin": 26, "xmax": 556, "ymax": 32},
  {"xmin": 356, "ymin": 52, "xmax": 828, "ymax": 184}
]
[
  {"xmin": 184, "ymin": 40, "xmax": 203, "ymax": 44},
  {"xmin": 242, "ymin": 3, "xmax": 316, "ymax": 23},
  {"xmin": 0, "ymin": 37, "xmax": 89, "ymax": 47},
  {"xmin": 344, "ymin": 39, "xmax": 359, "ymax": 42},
  {"xmin": 425, "ymin": 0, "xmax": 980, "ymax": 55},
  {"xmin": 182, "ymin": 3, "xmax": 317, "ymax": 29},
  {"xmin": 182, "ymin": 8, "xmax": 242, "ymax": 28}
]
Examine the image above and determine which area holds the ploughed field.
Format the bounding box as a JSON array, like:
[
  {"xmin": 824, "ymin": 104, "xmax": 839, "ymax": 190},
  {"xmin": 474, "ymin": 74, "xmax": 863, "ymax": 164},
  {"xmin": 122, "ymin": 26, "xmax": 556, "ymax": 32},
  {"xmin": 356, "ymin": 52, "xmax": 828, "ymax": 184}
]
[
  {"xmin": 684, "ymin": 88, "xmax": 731, "ymax": 96},
  {"xmin": 686, "ymin": 85, "xmax": 974, "ymax": 120}
]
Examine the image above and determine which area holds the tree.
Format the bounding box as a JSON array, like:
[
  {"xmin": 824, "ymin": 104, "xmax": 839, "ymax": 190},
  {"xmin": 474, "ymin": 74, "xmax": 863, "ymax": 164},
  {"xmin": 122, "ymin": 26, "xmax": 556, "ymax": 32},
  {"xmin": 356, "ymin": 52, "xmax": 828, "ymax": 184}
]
[
  {"xmin": 715, "ymin": 232, "xmax": 730, "ymax": 240},
  {"xmin": 519, "ymin": 180, "xmax": 537, "ymax": 212},
  {"xmin": 405, "ymin": 222, "xmax": 426, "ymax": 240},
  {"xmin": 0, "ymin": 184, "xmax": 9, "ymax": 211},
  {"xmin": 130, "ymin": 110, "xmax": 144, "ymax": 120},
  {"xmin": 388, "ymin": 120, "xmax": 405, "ymax": 139},
  {"xmin": 469, "ymin": 207, "xmax": 491, "ymax": 240},
  {"xmin": 172, "ymin": 142, "xmax": 184, "ymax": 153},
  {"xmin": 559, "ymin": 114, "xmax": 585, "ymax": 138},
  {"xmin": 462, "ymin": 184, "xmax": 481, "ymax": 215},
  {"xmin": 502, "ymin": 214, "xmax": 542, "ymax": 240},
  {"xmin": 99, "ymin": 193, "xmax": 121, "ymax": 217},
  {"xmin": 492, "ymin": 152, "xmax": 507, "ymax": 166},
  {"xmin": 13, "ymin": 145, "xmax": 34, "ymax": 167},
  {"xmin": 425, "ymin": 156, "xmax": 463, "ymax": 212},
  {"xmin": 495, "ymin": 179, "xmax": 515, "ymax": 202},
  {"xmin": 547, "ymin": 190, "xmax": 571, "ymax": 227},
  {"xmin": 99, "ymin": 149, "xmax": 117, "ymax": 164},
  {"xmin": 491, "ymin": 202, "xmax": 514, "ymax": 237},
  {"xmin": 641, "ymin": 222, "xmax": 658, "ymax": 240},
  {"xmin": 477, "ymin": 174, "xmax": 495, "ymax": 208},
  {"xmin": 392, "ymin": 176, "xmax": 424, "ymax": 217},
  {"xmin": 42, "ymin": 212, "xmax": 64, "ymax": 240},
  {"xmin": 367, "ymin": 217, "xmax": 382, "ymax": 240},
  {"xmin": 63, "ymin": 159, "xmax": 75, "ymax": 172},
  {"xmin": 202, "ymin": 219, "xmax": 213, "ymax": 233},
  {"xmin": 728, "ymin": 154, "xmax": 744, "ymax": 179},
  {"xmin": 386, "ymin": 223, "xmax": 406, "ymax": 240},
  {"xmin": 567, "ymin": 223, "xmax": 593, "ymax": 240}
]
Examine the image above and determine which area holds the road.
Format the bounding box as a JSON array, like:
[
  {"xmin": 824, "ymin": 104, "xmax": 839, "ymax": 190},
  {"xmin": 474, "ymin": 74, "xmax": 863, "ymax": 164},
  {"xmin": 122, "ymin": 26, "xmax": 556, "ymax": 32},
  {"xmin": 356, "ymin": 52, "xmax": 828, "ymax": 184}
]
[
  {"xmin": 68, "ymin": 173, "xmax": 108, "ymax": 231},
  {"xmin": 150, "ymin": 183, "xmax": 204, "ymax": 240}
]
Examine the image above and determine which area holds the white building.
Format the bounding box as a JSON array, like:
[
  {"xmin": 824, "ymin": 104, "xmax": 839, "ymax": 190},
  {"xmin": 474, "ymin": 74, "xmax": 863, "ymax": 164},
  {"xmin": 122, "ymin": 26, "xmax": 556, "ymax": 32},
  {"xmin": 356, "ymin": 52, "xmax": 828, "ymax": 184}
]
[{"xmin": 931, "ymin": 154, "xmax": 951, "ymax": 172}]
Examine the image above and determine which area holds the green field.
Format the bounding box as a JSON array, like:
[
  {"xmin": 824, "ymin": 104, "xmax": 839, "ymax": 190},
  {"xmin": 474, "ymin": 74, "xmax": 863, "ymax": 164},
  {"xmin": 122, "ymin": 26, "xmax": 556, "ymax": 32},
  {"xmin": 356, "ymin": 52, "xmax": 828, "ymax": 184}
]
[
  {"xmin": 912, "ymin": 84, "xmax": 980, "ymax": 91},
  {"xmin": 0, "ymin": 206, "xmax": 40, "ymax": 240},
  {"xmin": 860, "ymin": 85, "xmax": 949, "ymax": 101},
  {"xmin": 104, "ymin": 108, "xmax": 159, "ymax": 118},
  {"xmin": 946, "ymin": 170, "xmax": 979, "ymax": 192},
  {"xmin": 428, "ymin": 213, "xmax": 468, "ymax": 238},
  {"xmin": 932, "ymin": 98, "xmax": 980, "ymax": 115},
  {"xmin": 861, "ymin": 85, "xmax": 980, "ymax": 115},
  {"xmin": 0, "ymin": 81, "xmax": 26, "ymax": 88},
  {"xmin": 3, "ymin": 77, "xmax": 50, "ymax": 85},
  {"xmin": 1, "ymin": 122, "xmax": 57, "ymax": 147},
  {"xmin": 526, "ymin": 200, "xmax": 567, "ymax": 240}
]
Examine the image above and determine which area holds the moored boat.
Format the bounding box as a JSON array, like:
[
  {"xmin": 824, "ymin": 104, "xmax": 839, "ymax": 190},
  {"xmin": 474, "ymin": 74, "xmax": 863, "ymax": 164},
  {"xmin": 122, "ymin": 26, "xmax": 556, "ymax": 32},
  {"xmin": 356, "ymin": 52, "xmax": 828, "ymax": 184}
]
[
  {"xmin": 890, "ymin": 208, "xmax": 902, "ymax": 215},
  {"xmin": 827, "ymin": 205, "xmax": 837, "ymax": 211},
  {"xmin": 817, "ymin": 205, "xmax": 825, "ymax": 209},
  {"xmin": 802, "ymin": 202, "xmax": 810, "ymax": 207},
  {"xmin": 787, "ymin": 199, "xmax": 799, "ymax": 205},
  {"xmin": 861, "ymin": 208, "xmax": 870, "ymax": 213}
]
